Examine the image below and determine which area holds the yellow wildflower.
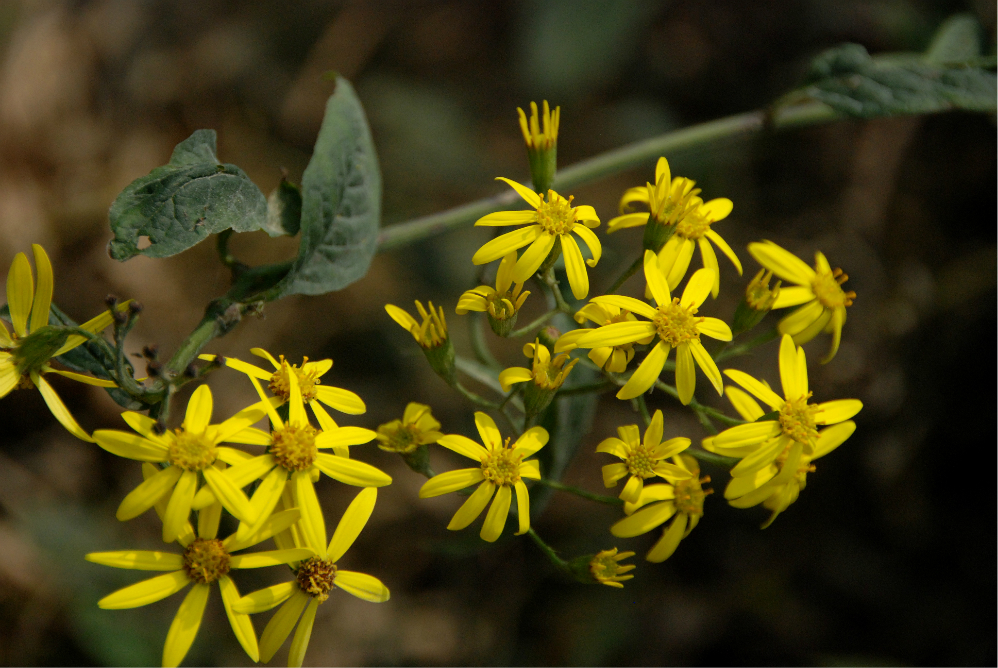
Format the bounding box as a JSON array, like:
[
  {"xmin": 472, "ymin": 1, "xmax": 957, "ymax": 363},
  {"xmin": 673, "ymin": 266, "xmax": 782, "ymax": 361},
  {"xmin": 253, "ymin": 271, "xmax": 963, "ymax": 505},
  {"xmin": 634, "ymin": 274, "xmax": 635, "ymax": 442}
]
[
  {"xmin": 376, "ymin": 402, "xmax": 444, "ymax": 455},
  {"xmin": 198, "ymin": 349, "xmax": 366, "ymax": 428},
  {"xmin": 92, "ymin": 385, "xmax": 276, "ymax": 542},
  {"xmin": 748, "ymin": 240, "xmax": 856, "ymax": 362},
  {"xmin": 471, "ymin": 178, "xmax": 601, "ymax": 300},
  {"xmin": 589, "ymin": 548, "xmax": 636, "ymax": 588},
  {"xmin": 194, "ymin": 366, "xmax": 390, "ymax": 541},
  {"xmin": 386, "ymin": 300, "xmax": 448, "ymax": 349},
  {"xmin": 554, "ymin": 302, "xmax": 654, "ymax": 373},
  {"xmin": 419, "ymin": 412, "xmax": 547, "ymax": 542},
  {"xmin": 702, "ymin": 334, "xmax": 862, "ymax": 497},
  {"xmin": 87, "ymin": 466, "xmax": 312, "ymax": 667},
  {"xmin": 499, "ymin": 339, "xmax": 577, "ymax": 417},
  {"xmin": 517, "ymin": 100, "xmax": 559, "ymax": 152},
  {"xmin": 597, "ymin": 409, "xmax": 693, "ymax": 503},
  {"xmin": 2, "ymin": 244, "xmax": 125, "ymax": 442},
  {"xmin": 612, "ymin": 455, "xmax": 711, "ymax": 562},
  {"xmin": 232, "ymin": 487, "xmax": 390, "ymax": 667},
  {"xmin": 455, "ymin": 251, "xmax": 530, "ymax": 336},
  {"xmin": 578, "ymin": 251, "xmax": 732, "ymax": 404}
]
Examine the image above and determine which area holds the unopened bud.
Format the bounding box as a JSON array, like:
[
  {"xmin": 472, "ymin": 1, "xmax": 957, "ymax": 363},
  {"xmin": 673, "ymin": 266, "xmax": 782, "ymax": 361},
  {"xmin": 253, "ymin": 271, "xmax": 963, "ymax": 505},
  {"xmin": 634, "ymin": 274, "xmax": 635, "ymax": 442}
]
[{"xmin": 732, "ymin": 269, "xmax": 781, "ymax": 335}]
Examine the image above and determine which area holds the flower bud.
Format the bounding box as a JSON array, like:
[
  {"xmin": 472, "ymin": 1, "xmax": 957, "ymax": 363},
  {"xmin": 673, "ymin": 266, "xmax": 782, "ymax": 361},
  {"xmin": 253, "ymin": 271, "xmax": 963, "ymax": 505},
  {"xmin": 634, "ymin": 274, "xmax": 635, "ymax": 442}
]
[
  {"xmin": 732, "ymin": 269, "xmax": 781, "ymax": 335},
  {"xmin": 518, "ymin": 100, "xmax": 559, "ymax": 194}
]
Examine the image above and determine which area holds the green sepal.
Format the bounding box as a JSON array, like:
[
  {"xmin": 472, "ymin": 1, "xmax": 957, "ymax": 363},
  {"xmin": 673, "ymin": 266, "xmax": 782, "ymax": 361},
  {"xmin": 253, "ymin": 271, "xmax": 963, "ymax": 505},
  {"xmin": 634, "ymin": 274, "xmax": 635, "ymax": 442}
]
[
  {"xmin": 11, "ymin": 326, "xmax": 68, "ymax": 376},
  {"xmin": 642, "ymin": 219, "xmax": 675, "ymax": 253},
  {"xmin": 422, "ymin": 338, "xmax": 456, "ymax": 385},
  {"xmin": 400, "ymin": 444, "xmax": 433, "ymax": 478},
  {"xmin": 487, "ymin": 311, "xmax": 517, "ymax": 337},
  {"xmin": 731, "ymin": 299, "xmax": 768, "ymax": 337}
]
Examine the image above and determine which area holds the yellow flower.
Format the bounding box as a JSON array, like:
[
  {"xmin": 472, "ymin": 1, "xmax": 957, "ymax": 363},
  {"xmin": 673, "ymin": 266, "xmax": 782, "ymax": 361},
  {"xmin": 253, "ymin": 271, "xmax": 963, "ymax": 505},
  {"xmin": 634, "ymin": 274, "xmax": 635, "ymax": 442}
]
[
  {"xmin": 554, "ymin": 302, "xmax": 654, "ymax": 373},
  {"xmin": 231, "ymin": 487, "xmax": 390, "ymax": 667},
  {"xmin": 702, "ymin": 334, "xmax": 862, "ymax": 497},
  {"xmin": 747, "ymin": 240, "xmax": 856, "ymax": 362},
  {"xmin": 471, "ymin": 179, "xmax": 601, "ymax": 300},
  {"xmin": 92, "ymin": 385, "xmax": 276, "ymax": 542},
  {"xmin": 518, "ymin": 100, "xmax": 559, "ymax": 151},
  {"xmin": 2, "ymin": 244, "xmax": 125, "ymax": 442},
  {"xmin": 418, "ymin": 412, "xmax": 547, "ymax": 542},
  {"xmin": 376, "ymin": 402, "xmax": 444, "ymax": 454},
  {"xmin": 455, "ymin": 251, "xmax": 530, "ymax": 336},
  {"xmin": 578, "ymin": 251, "xmax": 732, "ymax": 404},
  {"xmin": 385, "ymin": 300, "xmax": 448, "ymax": 349},
  {"xmin": 597, "ymin": 409, "xmax": 693, "ymax": 503},
  {"xmin": 589, "ymin": 548, "xmax": 636, "ymax": 588},
  {"xmin": 499, "ymin": 340, "xmax": 578, "ymax": 417},
  {"xmin": 721, "ymin": 384, "xmax": 854, "ymax": 527},
  {"xmin": 198, "ymin": 349, "xmax": 366, "ymax": 427},
  {"xmin": 194, "ymin": 367, "xmax": 391, "ymax": 541},
  {"xmin": 608, "ymin": 157, "xmax": 734, "ymax": 268},
  {"xmin": 611, "ymin": 454, "xmax": 711, "ymax": 562},
  {"xmin": 86, "ymin": 466, "xmax": 312, "ymax": 667}
]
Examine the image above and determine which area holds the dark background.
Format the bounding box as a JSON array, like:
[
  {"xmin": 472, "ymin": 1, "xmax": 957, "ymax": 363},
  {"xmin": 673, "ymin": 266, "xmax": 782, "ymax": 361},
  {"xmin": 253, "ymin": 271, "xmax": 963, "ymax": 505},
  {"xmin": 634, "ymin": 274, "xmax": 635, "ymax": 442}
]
[{"xmin": 0, "ymin": 1, "xmax": 994, "ymax": 665}]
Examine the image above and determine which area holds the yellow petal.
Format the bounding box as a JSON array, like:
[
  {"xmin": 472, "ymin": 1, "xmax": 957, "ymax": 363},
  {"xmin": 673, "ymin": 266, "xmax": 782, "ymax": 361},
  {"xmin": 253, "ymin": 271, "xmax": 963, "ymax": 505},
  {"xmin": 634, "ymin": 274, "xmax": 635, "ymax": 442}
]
[
  {"xmin": 161, "ymin": 583, "xmax": 210, "ymax": 667},
  {"xmin": 725, "ymin": 386, "xmax": 764, "ymax": 421},
  {"xmin": 698, "ymin": 238, "xmax": 721, "ymax": 298},
  {"xmin": 816, "ymin": 399, "xmax": 862, "ymax": 425},
  {"xmin": 314, "ymin": 453, "xmax": 392, "ymax": 487},
  {"xmin": 498, "ymin": 367, "xmax": 533, "ymax": 393},
  {"xmin": 644, "ymin": 249, "xmax": 671, "ymax": 306},
  {"xmin": 578, "ymin": 321, "xmax": 657, "ymax": 348},
  {"xmin": 514, "ymin": 480, "xmax": 530, "ymax": 535},
  {"xmin": 697, "ymin": 317, "xmax": 732, "ymax": 341},
  {"xmin": 334, "ymin": 570, "xmax": 390, "ymax": 603},
  {"xmin": 779, "ymin": 334, "xmax": 803, "ymax": 398},
  {"xmin": 473, "ymin": 225, "xmax": 544, "ymax": 266},
  {"xmin": 617, "ymin": 341, "xmax": 670, "ymax": 400},
  {"xmin": 611, "ymin": 500, "xmax": 676, "ymax": 537},
  {"xmin": 495, "ymin": 176, "xmax": 542, "ymax": 209},
  {"xmin": 481, "ymin": 484, "xmax": 511, "ymax": 542},
  {"xmin": 475, "ymin": 210, "xmax": 537, "ymax": 226},
  {"xmin": 602, "ymin": 462, "xmax": 628, "ymax": 487},
  {"xmin": 645, "ymin": 514, "xmax": 687, "ymax": 562},
  {"xmin": 655, "ymin": 157, "xmax": 671, "ymax": 185},
  {"xmin": 163, "ymin": 470, "xmax": 198, "ymax": 543},
  {"xmin": 596, "ymin": 437, "xmax": 628, "ymax": 458},
  {"xmin": 34, "ymin": 374, "xmax": 93, "ymax": 442},
  {"xmin": 29, "ymin": 245, "xmax": 53, "ymax": 334},
  {"xmin": 511, "ymin": 426, "xmax": 549, "ymax": 458},
  {"xmin": 183, "ymin": 385, "xmax": 213, "ymax": 435},
  {"xmin": 519, "ymin": 459, "xmax": 541, "ymax": 479},
  {"xmin": 731, "ymin": 435, "xmax": 791, "ymax": 477},
  {"xmin": 812, "ymin": 421, "xmax": 856, "ymax": 459},
  {"xmin": 229, "ymin": 549, "xmax": 313, "ymax": 569},
  {"xmin": 705, "ymin": 229, "xmax": 741, "ymax": 274},
  {"xmin": 675, "ymin": 343, "xmax": 696, "ymax": 405},
  {"xmin": 561, "ymin": 235, "xmax": 590, "ymax": 300},
  {"xmin": 419, "ymin": 468, "xmax": 486, "ymax": 498},
  {"xmin": 197, "ymin": 500, "xmax": 222, "ymax": 540},
  {"xmin": 723, "ymin": 369, "xmax": 784, "ymax": 410},
  {"xmin": 447, "ymin": 481, "xmax": 495, "ymax": 530},
  {"xmin": 98, "ymin": 569, "xmax": 190, "ymax": 610},
  {"xmin": 385, "ymin": 303, "xmax": 419, "ymax": 333},
  {"xmin": 437, "ymin": 434, "xmax": 489, "ymax": 460},
  {"xmin": 7, "ymin": 252, "xmax": 33, "ymax": 337},
  {"xmin": 573, "ymin": 204, "xmax": 600, "ymax": 226},
  {"xmin": 93, "ymin": 429, "xmax": 168, "ymax": 462},
  {"xmin": 231, "ymin": 581, "xmax": 296, "ymax": 615},
  {"xmin": 711, "ymin": 421, "xmax": 782, "ymax": 450},
  {"xmin": 288, "ymin": 598, "xmax": 319, "ymax": 668},
  {"xmin": 259, "ymin": 591, "xmax": 309, "ymax": 663},
  {"xmin": 664, "ymin": 237, "xmax": 695, "ymax": 291},
  {"xmin": 606, "ymin": 212, "xmax": 650, "ymax": 233},
  {"xmin": 821, "ymin": 306, "xmax": 846, "ymax": 364},
  {"xmin": 748, "ymin": 241, "xmax": 815, "ymax": 285},
  {"xmin": 315, "ymin": 426, "xmax": 376, "ymax": 449},
  {"xmin": 474, "ymin": 412, "xmax": 503, "ymax": 450},
  {"xmin": 689, "ymin": 340, "xmax": 723, "ymax": 395},
  {"xmin": 590, "ymin": 294, "xmax": 657, "ymax": 320},
  {"xmin": 218, "ymin": 575, "xmax": 259, "ymax": 663},
  {"xmin": 572, "ymin": 224, "xmax": 602, "ymax": 266},
  {"xmin": 117, "ymin": 465, "xmax": 183, "ymax": 521},
  {"xmin": 724, "ymin": 465, "xmax": 777, "ymax": 499},
  {"xmin": 680, "ymin": 268, "xmax": 714, "ymax": 309},
  {"xmin": 86, "ymin": 550, "xmax": 184, "ymax": 571},
  {"xmin": 772, "ymin": 286, "xmax": 814, "ymax": 309},
  {"xmin": 327, "ymin": 487, "xmax": 377, "ymax": 561},
  {"xmin": 293, "ymin": 471, "xmax": 327, "ymax": 557},
  {"xmin": 511, "ymin": 231, "xmax": 556, "ymax": 282},
  {"xmin": 202, "ymin": 466, "xmax": 255, "ymax": 524}
]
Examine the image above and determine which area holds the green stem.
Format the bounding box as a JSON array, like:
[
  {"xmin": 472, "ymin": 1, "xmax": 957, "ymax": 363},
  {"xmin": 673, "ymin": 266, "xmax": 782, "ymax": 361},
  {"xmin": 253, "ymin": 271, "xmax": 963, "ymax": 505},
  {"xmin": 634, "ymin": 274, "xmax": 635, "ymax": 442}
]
[
  {"xmin": 687, "ymin": 448, "xmax": 739, "ymax": 469},
  {"xmin": 635, "ymin": 394, "xmax": 652, "ymax": 427},
  {"xmin": 376, "ymin": 104, "xmax": 839, "ymax": 252},
  {"xmin": 606, "ymin": 255, "xmax": 643, "ymax": 294},
  {"xmin": 452, "ymin": 380, "xmax": 499, "ymax": 410},
  {"xmin": 652, "ymin": 380, "xmax": 745, "ymax": 427},
  {"xmin": 469, "ymin": 312, "xmax": 501, "ymax": 369},
  {"xmin": 526, "ymin": 527, "xmax": 570, "ymax": 571},
  {"xmin": 533, "ymin": 479, "xmax": 624, "ymax": 506},
  {"xmin": 541, "ymin": 268, "xmax": 572, "ymax": 314},
  {"xmin": 715, "ymin": 326, "xmax": 779, "ymax": 363},
  {"xmin": 509, "ymin": 308, "xmax": 562, "ymax": 338}
]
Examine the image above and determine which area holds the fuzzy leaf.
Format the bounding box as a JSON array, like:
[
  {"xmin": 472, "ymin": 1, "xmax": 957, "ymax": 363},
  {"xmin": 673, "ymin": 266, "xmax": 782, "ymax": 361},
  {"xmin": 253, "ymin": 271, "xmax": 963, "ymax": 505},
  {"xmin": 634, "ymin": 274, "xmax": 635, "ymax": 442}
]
[
  {"xmin": 107, "ymin": 130, "xmax": 268, "ymax": 261},
  {"xmin": 264, "ymin": 178, "xmax": 302, "ymax": 237}
]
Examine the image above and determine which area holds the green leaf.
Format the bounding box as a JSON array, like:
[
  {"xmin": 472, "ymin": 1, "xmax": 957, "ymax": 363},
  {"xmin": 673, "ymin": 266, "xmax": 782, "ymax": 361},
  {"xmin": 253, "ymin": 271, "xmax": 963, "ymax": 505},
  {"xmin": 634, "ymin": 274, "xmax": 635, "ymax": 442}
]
[
  {"xmin": 264, "ymin": 177, "xmax": 302, "ymax": 236},
  {"xmin": 107, "ymin": 129, "xmax": 269, "ymax": 261},
  {"xmin": 800, "ymin": 42, "xmax": 996, "ymax": 118},
  {"xmin": 268, "ymin": 76, "xmax": 381, "ymax": 298},
  {"xmin": 923, "ymin": 13, "xmax": 982, "ymax": 65}
]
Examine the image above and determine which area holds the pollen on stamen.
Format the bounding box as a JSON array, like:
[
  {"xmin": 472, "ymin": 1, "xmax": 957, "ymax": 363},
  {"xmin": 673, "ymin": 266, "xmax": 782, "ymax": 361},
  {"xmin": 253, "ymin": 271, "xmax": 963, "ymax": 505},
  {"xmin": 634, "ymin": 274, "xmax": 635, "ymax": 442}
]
[
  {"xmin": 271, "ymin": 423, "xmax": 319, "ymax": 471},
  {"xmin": 297, "ymin": 557, "xmax": 337, "ymax": 603},
  {"xmin": 167, "ymin": 429, "xmax": 218, "ymax": 471}
]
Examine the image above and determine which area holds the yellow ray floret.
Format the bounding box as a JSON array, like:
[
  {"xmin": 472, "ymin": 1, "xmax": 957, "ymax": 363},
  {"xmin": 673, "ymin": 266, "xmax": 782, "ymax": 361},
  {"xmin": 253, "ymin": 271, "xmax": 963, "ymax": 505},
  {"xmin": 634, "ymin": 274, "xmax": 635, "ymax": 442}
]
[
  {"xmin": 419, "ymin": 412, "xmax": 548, "ymax": 542},
  {"xmin": 555, "ymin": 302, "xmax": 654, "ymax": 374},
  {"xmin": 577, "ymin": 251, "xmax": 732, "ymax": 404},
  {"xmin": 231, "ymin": 487, "xmax": 389, "ymax": 667},
  {"xmin": 456, "ymin": 251, "xmax": 530, "ymax": 322},
  {"xmin": 597, "ymin": 410, "xmax": 693, "ymax": 504},
  {"xmin": 376, "ymin": 402, "xmax": 444, "ymax": 454},
  {"xmin": 86, "ymin": 463, "xmax": 312, "ymax": 667},
  {"xmin": 2, "ymin": 244, "xmax": 129, "ymax": 442},
  {"xmin": 748, "ymin": 240, "xmax": 855, "ymax": 362},
  {"xmin": 472, "ymin": 178, "xmax": 601, "ymax": 299},
  {"xmin": 589, "ymin": 548, "xmax": 636, "ymax": 588},
  {"xmin": 611, "ymin": 454, "xmax": 711, "ymax": 562}
]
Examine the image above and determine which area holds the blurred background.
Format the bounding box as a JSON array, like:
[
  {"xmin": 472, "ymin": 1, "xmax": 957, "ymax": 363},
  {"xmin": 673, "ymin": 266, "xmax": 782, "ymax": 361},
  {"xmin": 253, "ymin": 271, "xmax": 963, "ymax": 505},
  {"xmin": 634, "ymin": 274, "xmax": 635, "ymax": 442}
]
[{"xmin": 0, "ymin": 0, "xmax": 995, "ymax": 665}]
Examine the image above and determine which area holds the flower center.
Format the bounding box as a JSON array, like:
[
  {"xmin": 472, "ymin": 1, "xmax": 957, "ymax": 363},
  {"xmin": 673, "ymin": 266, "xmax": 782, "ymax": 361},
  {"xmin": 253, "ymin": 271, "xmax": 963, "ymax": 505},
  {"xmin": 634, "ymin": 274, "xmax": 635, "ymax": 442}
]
[
  {"xmin": 486, "ymin": 291, "xmax": 518, "ymax": 320},
  {"xmin": 167, "ymin": 428, "xmax": 217, "ymax": 471},
  {"xmin": 590, "ymin": 549, "xmax": 629, "ymax": 581},
  {"xmin": 271, "ymin": 423, "xmax": 319, "ymax": 471},
  {"xmin": 673, "ymin": 476, "xmax": 711, "ymax": 516},
  {"xmin": 811, "ymin": 268, "xmax": 855, "ymax": 310},
  {"xmin": 269, "ymin": 356, "xmax": 320, "ymax": 402},
  {"xmin": 532, "ymin": 352, "xmax": 577, "ymax": 390},
  {"xmin": 652, "ymin": 299, "xmax": 702, "ymax": 347},
  {"xmin": 481, "ymin": 439, "xmax": 523, "ymax": 486},
  {"xmin": 182, "ymin": 538, "xmax": 230, "ymax": 584},
  {"xmin": 649, "ymin": 178, "xmax": 700, "ymax": 226},
  {"xmin": 674, "ymin": 210, "xmax": 712, "ymax": 240},
  {"xmin": 380, "ymin": 423, "xmax": 420, "ymax": 454},
  {"xmin": 535, "ymin": 191, "xmax": 577, "ymax": 236},
  {"xmin": 778, "ymin": 395, "xmax": 820, "ymax": 448},
  {"xmin": 297, "ymin": 557, "xmax": 337, "ymax": 603},
  {"xmin": 625, "ymin": 444, "xmax": 657, "ymax": 478}
]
